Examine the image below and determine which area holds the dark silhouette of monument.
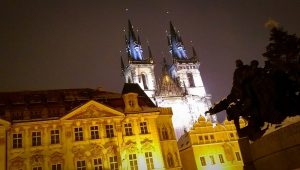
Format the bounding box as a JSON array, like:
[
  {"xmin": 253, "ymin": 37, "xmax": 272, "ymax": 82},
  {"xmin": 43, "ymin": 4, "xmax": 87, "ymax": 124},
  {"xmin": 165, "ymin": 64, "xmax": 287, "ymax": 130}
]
[{"xmin": 206, "ymin": 25, "xmax": 300, "ymax": 141}]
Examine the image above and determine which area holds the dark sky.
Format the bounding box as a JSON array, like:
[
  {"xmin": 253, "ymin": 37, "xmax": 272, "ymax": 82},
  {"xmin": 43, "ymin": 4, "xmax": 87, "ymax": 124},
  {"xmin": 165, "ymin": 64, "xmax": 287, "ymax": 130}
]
[{"xmin": 1, "ymin": 0, "xmax": 300, "ymax": 103}]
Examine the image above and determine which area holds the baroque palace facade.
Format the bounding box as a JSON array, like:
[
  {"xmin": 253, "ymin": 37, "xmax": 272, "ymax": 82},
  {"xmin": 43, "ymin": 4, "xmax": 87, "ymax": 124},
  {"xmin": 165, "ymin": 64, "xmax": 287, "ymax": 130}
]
[
  {"xmin": 121, "ymin": 21, "xmax": 216, "ymax": 139},
  {"xmin": 0, "ymin": 84, "xmax": 182, "ymax": 170},
  {"xmin": 178, "ymin": 116, "xmax": 245, "ymax": 170}
]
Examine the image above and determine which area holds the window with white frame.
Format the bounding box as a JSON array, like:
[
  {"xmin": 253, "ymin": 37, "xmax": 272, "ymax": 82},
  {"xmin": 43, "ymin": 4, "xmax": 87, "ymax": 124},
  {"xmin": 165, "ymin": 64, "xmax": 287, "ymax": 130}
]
[
  {"xmin": 145, "ymin": 152, "xmax": 154, "ymax": 170},
  {"xmin": 32, "ymin": 131, "xmax": 41, "ymax": 146},
  {"xmin": 109, "ymin": 156, "xmax": 118, "ymax": 170},
  {"xmin": 140, "ymin": 122, "xmax": 148, "ymax": 134},
  {"xmin": 77, "ymin": 160, "xmax": 86, "ymax": 170},
  {"xmin": 52, "ymin": 163, "xmax": 62, "ymax": 170},
  {"xmin": 235, "ymin": 152, "xmax": 242, "ymax": 161},
  {"xmin": 51, "ymin": 129, "xmax": 60, "ymax": 144},
  {"xmin": 106, "ymin": 125, "xmax": 114, "ymax": 138},
  {"xmin": 200, "ymin": 156, "xmax": 206, "ymax": 166},
  {"xmin": 74, "ymin": 127, "xmax": 83, "ymax": 141},
  {"xmin": 129, "ymin": 154, "xmax": 138, "ymax": 170},
  {"xmin": 90, "ymin": 126, "xmax": 100, "ymax": 139},
  {"xmin": 124, "ymin": 123, "xmax": 133, "ymax": 136},
  {"xmin": 209, "ymin": 155, "xmax": 216, "ymax": 165},
  {"xmin": 93, "ymin": 158, "xmax": 103, "ymax": 170},
  {"xmin": 33, "ymin": 166, "xmax": 42, "ymax": 170},
  {"xmin": 13, "ymin": 133, "xmax": 22, "ymax": 148},
  {"xmin": 218, "ymin": 154, "xmax": 224, "ymax": 163}
]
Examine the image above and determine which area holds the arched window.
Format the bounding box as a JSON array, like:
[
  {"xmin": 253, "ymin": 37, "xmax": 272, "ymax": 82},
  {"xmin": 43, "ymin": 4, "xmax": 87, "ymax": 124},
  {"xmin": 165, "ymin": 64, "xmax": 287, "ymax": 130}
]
[
  {"xmin": 162, "ymin": 126, "xmax": 169, "ymax": 140},
  {"xmin": 187, "ymin": 73, "xmax": 195, "ymax": 87},
  {"xmin": 167, "ymin": 153, "xmax": 174, "ymax": 168},
  {"xmin": 127, "ymin": 77, "xmax": 131, "ymax": 83},
  {"xmin": 141, "ymin": 74, "xmax": 148, "ymax": 90}
]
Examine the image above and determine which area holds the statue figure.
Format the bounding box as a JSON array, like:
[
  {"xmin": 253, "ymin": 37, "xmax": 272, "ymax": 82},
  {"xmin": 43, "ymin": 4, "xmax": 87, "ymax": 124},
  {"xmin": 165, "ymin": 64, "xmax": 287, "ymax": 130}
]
[{"xmin": 206, "ymin": 59, "xmax": 300, "ymax": 140}]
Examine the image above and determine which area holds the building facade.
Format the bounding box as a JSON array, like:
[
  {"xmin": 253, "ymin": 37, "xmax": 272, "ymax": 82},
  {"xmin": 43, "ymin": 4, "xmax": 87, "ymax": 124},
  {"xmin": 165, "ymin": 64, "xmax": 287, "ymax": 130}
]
[
  {"xmin": 178, "ymin": 116, "xmax": 245, "ymax": 170},
  {"xmin": 121, "ymin": 21, "xmax": 216, "ymax": 139},
  {"xmin": 0, "ymin": 84, "xmax": 182, "ymax": 170}
]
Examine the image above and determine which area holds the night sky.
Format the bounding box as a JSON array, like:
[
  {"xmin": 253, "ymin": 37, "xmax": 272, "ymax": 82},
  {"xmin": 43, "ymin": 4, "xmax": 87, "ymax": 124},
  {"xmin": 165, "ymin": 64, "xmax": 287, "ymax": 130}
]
[{"xmin": 1, "ymin": 0, "xmax": 300, "ymax": 104}]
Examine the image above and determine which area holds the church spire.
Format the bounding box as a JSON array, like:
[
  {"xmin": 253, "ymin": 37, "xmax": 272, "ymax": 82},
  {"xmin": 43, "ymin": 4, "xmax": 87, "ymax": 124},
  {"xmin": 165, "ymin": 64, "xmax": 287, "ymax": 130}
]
[
  {"xmin": 126, "ymin": 20, "xmax": 143, "ymax": 61},
  {"xmin": 168, "ymin": 21, "xmax": 187, "ymax": 60},
  {"xmin": 121, "ymin": 56, "xmax": 125, "ymax": 73}
]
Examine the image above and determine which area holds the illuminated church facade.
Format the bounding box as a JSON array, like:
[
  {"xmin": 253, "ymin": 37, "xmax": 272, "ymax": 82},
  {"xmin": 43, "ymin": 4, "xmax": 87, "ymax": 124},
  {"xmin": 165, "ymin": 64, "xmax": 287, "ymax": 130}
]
[
  {"xmin": 0, "ymin": 84, "xmax": 182, "ymax": 170},
  {"xmin": 121, "ymin": 21, "xmax": 216, "ymax": 139}
]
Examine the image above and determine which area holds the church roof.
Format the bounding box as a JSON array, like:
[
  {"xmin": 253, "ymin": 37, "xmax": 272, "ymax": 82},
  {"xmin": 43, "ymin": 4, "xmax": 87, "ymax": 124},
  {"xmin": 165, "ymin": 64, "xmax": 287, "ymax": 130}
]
[{"xmin": 0, "ymin": 84, "xmax": 156, "ymax": 122}]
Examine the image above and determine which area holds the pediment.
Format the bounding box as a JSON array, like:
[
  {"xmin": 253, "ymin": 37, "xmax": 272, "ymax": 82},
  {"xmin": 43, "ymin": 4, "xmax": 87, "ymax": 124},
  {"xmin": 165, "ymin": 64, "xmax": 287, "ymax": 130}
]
[
  {"xmin": 61, "ymin": 100, "xmax": 124, "ymax": 120},
  {"xmin": 0, "ymin": 118, "xmax": 10, "ymax": 128}
]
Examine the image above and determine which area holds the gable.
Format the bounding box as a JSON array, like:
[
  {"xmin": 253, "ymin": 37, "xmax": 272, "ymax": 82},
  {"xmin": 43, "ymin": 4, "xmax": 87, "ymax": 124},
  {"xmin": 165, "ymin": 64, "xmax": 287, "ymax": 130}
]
[
  {"xmin": 0, "ymin": 118, "xmax": 10, "ymax": 128},
  {"xmin": 61, "ymin": 100, "xmax": 124, "ymax": 120}
]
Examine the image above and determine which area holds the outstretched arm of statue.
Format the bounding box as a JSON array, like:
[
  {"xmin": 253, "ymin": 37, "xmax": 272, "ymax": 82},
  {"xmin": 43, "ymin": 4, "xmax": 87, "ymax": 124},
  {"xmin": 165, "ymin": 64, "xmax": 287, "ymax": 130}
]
[{"xmin": 206, "ymin": 97, "xmax": 230, "ymax": 115}]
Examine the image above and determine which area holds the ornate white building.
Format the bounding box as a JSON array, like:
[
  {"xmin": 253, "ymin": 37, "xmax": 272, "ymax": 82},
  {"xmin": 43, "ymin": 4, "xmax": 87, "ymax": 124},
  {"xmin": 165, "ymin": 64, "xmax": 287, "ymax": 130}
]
[{"xmin": 121, "ymin": 20, "xmax": 216, "ymax": 139}]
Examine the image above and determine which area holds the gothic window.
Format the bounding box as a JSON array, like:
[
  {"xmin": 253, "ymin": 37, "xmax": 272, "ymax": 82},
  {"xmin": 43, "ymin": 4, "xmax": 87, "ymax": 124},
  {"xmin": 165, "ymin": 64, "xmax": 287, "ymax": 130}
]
[
  {"xmin": 200, "ymin": 156, "xmax": 206, "ymax": 166},
  {"xmin": 145, "ymin": 152, "xmax": 154, "ymax": 170},
  {"xmin": 33, "ymin": 167, "xmax": 42, "ymax": 170},
  {"xmin": 129, "ymin": 100, "xmax": 134, "ymax": 107},
  {"xmin": 77, "ymin": 160, "xmax": 86, "ymax": 170},
  {"xmin": 162, "ymin": 127, "xmax": 169, "ymax": 140},
  {"xmin": 106, "ymin": 125, "xmax": 114, "ymax": 138},
  {"xmin": 167, "ymin": 153, "xmax": 174, "ymax": 168},
  {"xmin": 13, "ymin": 133, "xmax": 22, "ymax": 148},
  {"xmin": 198, "ymin": 136, "xmax": 203, "ymax": 143},
  {"xmin": 32, "ymin": 131, "xmax": 41, "ymax": 146},
  {"xmin": 74, "ymin": 127, "xmax": 83, "ymax": 141},
  {"xmin": 235, "ymin": 152, "xmax": 241, "ymax": 161},
  {"xmin": 209, "ymin": 155, "xmax": 216, "ymax": 165},
  {"xmin": 90, "ymin": 126, "xmax": 100, "ymax": 139},
  {"xmin": 51, "ymin": 129, "xmax": 60, "ymax": 144},
  {"xmin": 187, "ymin": 73, "xmax": 195, "ymax": 87},
  {"xmin": 124, "ymin": 123, "xmax": 133, "ymax": 136},
  {"xmin": 52, "ymin": 164, "xmax": 62, "ymax": 170},
  {"xmin": 109, "ymin": 156, "xmax": 118, "ymax": 170},
  {"xmin": 218, "ymin": 154, "xmax": 224, "ymax": 163},
  {"xmin": 129, "ymin": 154, "xmax": 138, "ymax": 170},
  {"xmin": 210, "ymin": 135, "xmax": 215, "ymax": 142},
  {"xmin": 141, "ymin": 73, "xmax": 148, "ymax": 90},
  {"xmin": 93, "ymin": 158, "xmax": 103, "ymax": 170},
  {"xmin": 140, "ymin": 122, "xmax": 148, "ymax": 134},
  {"xmin": 127, "ymin": 77, "xmax": 131, "ymax": 83}
]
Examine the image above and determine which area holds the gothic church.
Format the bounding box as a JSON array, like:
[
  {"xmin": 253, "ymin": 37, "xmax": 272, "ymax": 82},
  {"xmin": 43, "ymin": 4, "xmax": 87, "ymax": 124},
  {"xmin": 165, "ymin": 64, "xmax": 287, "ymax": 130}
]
[{"xmin": 121, "ymin": 20, "xmax": 216, "ymax": 138}]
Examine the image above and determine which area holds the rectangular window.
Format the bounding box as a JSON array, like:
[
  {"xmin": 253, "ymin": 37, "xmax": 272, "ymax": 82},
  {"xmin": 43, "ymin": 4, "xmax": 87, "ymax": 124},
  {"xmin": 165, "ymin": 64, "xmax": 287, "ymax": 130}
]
[
  {"xmin": 109, "ymin": 156, "xmax": 118, "ymax": 170},
  {"xmin": 210, "ymin": 135, "xmax": 215, "ymax": 142},
  {"xmin": 51, "ymin": 129, "xmax": 60, "ymax": 144},
  {"xmin": 33, "ymin": 167, "xmax": 42, "ymax": 170},
  {"xmin": 13, "ymin": 111, "xmax": 23, "ymax": 120},
  {"xmin": 93, "ymin": 158, "xmax": 103, "ymax": 170},
  {"xmin": 90, "ymin": 126, "xmax": 100, "ymax": 139},
  {"xmin": 204, "ymin": 135, "xmax": 208, "ymax": 141},
  {"xmin": 218, "ymin": 154, "xmax": 224, "ymax": 163},
  {"xmin": 129, "ymin": 154, "xmax": 138, "ymax": 170},
  {"xmin": 209, "ymin": 155, "xmax": 216, "ymax": 165},
  {"xmin": 106, "ymin": 125, "xmax": 114, "ymax": 138},
  {"xmin": 77, "ymin": 160, "xmax": 86, "ymax": 170},
  {"xmin": 145, "ymin": 152, "xmax": 154, "ymax": 170},
  {"xmin": 230, "ymin": 133, "xmax": 234, "ymax": 138},
  {"xmin": 140, "ymin": 122, "xmax": 148, "ymax": 134},
  {"xmin": 200, "ymin": 156, "xmax": 206, "ymax": 166},
  {"xmin": 74, "ymin": 127, "xmax": 84, "ymax": 141},
  {"xmin": 52, "ymin": 164, "xmax": 62, "ymax": 170},
  {"xmin": 13, "ymin": 133, "xmax": 22, "ymax": 148},
  {"xmin": 32, "ymin": 131, "xmax": 41, "ymax": 146},
  {"xmin": 124, "ymin": 123, "xmax": 133, "ymax": 136},
  {"xmin": 235, "ymin": 152, "xmax": 241, "ymax": 161},
  {"xmin": 198, "ymin": 136, "xmax": 203, "ymax": 142}
]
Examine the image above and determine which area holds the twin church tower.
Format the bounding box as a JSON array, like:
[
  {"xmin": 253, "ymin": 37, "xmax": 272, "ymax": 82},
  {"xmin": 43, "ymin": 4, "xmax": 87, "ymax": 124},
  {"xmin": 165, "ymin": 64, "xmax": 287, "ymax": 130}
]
[{"xmin": 121, "ymin": 20, "xmax": 216, "ymax": 138}]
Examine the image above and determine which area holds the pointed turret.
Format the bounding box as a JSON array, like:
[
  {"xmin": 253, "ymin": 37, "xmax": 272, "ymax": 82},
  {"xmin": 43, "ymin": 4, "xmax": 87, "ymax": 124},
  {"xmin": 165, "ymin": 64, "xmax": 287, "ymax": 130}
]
[
  {"xmin": 121, "ymin": 56, "xmax": 125, "ymax": 73},
  {"xmin": 148, "ymin": 46, "xmax": 153, "ymax": 62},
  {"xmin": 128, "ymin": 20, "xmax": 137, "ymax": 42},
  {"xmin": 168, "ymin": 21, "xmax": 187, "ymax": 60},
  {"xmin": 192, "ymin": 46, "xmax": 197, "ymax": 58}
]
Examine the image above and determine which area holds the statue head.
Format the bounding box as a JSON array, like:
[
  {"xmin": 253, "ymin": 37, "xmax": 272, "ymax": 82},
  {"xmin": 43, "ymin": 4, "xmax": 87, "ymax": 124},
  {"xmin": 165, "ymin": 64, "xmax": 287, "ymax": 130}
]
[
  {"xmin": 235, "ymin": 59, "xmax": 243, "ymax": 68},
  {"xmin": 251, "ymin": 60, "xmax": 259, "ymax": 68}
]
